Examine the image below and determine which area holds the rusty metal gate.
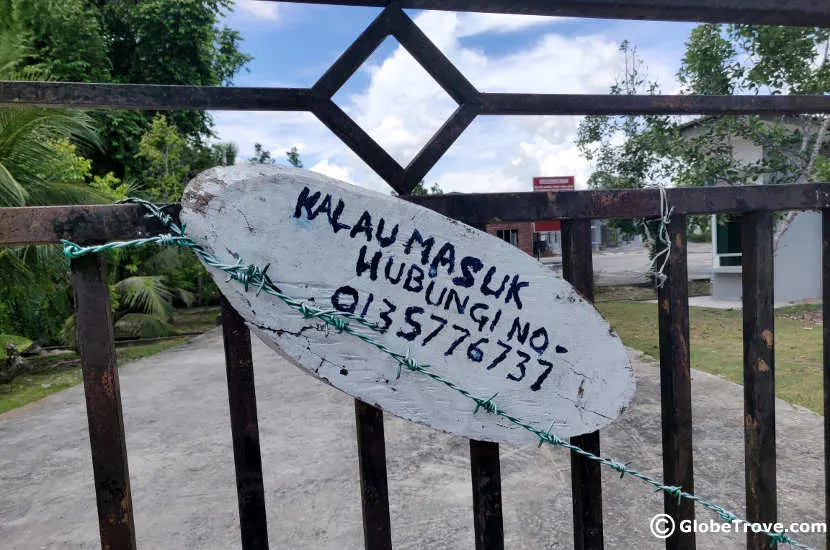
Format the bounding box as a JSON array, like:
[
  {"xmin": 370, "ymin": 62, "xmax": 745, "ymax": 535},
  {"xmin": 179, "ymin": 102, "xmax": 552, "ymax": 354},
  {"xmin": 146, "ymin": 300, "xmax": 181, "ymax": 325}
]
[{"xmin": 1, "ymin": 1, "xmax": 829, "ymax": 549}]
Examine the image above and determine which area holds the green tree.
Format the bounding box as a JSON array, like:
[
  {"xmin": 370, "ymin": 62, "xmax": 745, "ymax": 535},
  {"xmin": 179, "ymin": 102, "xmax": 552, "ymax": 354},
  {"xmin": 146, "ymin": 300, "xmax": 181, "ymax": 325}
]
[
  {"xmin": 677, "ymin": 24, "xmax": 741, "ymax": 95},
  {"xmin": 10, "ymin": 0, "xmax": 110, "ymax": 82},
  {"xmin": 248, "ymin": 143, "xmax": 273, "ymax": 165},
  {"xmin": 211, "ymin": 142, "xmax": 238, "ymax": 167},
  {"xmin": 6, "ymin": 0, "xmax": 252, "ymax": 181},
  {"xmin": 286, "ymin": 146, "xmax": 303, "ymax": 168},
  {"xmin": 0, "ymin": 17, "xmax": 120, "ymax": 207},
  {"xmin": 409, "ymin": 180, "xmax": 444, "ymax": 196},
  {"xmin": 677, "ymin": 24, "xmax": 828, "ymax": 183},
  {"xmin": 677, "ymin": 24, "xmax": 828, "ymax": 243},
  {"xmin": 0, "ymin": 30, "xmax": 125, "ymax": 343},
  {"xmin": 136, "ymin": 114, "xmax": 188, "ymax": 201},
  {"xmin": 816, "ymin": 157, "xmax": 830, "ymax": 181},
  {"xmin": 576, "ymin": 41, "xmax": 677, "ymax": 193},
  {"xmin": 578, "ymin": 31, "xmax": 828, "ymax": 244}
]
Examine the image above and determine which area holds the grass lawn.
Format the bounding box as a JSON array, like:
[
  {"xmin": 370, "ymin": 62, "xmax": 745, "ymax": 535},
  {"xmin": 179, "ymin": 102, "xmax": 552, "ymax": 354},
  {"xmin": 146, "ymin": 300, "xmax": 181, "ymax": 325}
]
[
  {"xmin": 0, "ymin": 334, "xmax": 32, "ymax": 357},
  {"xmin": 0, "ymin": 306, "xmax": 221, "ymax": 415},
  {"xmin": 594, "ymin": 279, "xmax": 711, "ymax": 302},
  {"xmin": 171, "ymin": 306, "xmax": 221, "ymax": 333},
  {"xmin": 597, "ymin": 301, "xmax": 823, "ymax": 414}
]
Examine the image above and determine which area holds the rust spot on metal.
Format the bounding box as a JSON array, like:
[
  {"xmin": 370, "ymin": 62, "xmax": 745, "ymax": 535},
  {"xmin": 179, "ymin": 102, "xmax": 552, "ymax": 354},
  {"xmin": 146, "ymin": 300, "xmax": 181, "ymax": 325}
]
[
  {"xmin": 761, "ymin": 329, "xmax": 772, "ymax": 347},
  {"xmin": 101, "ymin": 370, "xmax": 115, "ymax": 398},
  {"xmin": 758, "ymin": 359, "xmax": 770, "ymax": 372},
  {"xmin": 661, "ymin": 299, "xmax": 670, "ymax": 312}
]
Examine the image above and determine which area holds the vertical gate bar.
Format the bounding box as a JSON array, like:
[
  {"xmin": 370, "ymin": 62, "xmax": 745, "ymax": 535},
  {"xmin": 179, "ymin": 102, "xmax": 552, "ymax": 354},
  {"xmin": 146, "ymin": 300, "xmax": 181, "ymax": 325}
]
[
  {"xmin": 354, "ymin": 400, "xmax": 393, "ymax": 550},
  {"xmin": 70, "ymin": 253, "xmax": 137, "ymax": 550},
  {"xmin": 561, "ymin": 219, "xmax": 604, "ymax": 550},
  {"xmin": 824, "ymin": 209, "xmax": 830, "ymax": 550},
  {"xmin": 221, "ymin": 297, "xmax": 269, "ymax": 549},
  {"xmin": 466, "ymin": 218, "xmax": 504, "ymax": 550},
  {"xmin": 470, "ymin": 440, "xmax": 504, "ymax": 550},
  {"xmin": 655, "ymin": 214, "xmax": 696, "ymax": 550},
  {"xmin": 741, "ymin": 212, "xmax": 777, "ymax": 550}
]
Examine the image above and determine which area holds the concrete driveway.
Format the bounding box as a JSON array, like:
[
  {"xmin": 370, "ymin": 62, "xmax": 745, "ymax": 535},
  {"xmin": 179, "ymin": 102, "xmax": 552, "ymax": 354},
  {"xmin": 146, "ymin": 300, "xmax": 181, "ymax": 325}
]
[
  {"xmin": 592, "ymin": 242, "xmax": 713, "ymax": 286},
  {"xmin": 0, "ymin": 330, "xmax": 824, "ymax": 549}
]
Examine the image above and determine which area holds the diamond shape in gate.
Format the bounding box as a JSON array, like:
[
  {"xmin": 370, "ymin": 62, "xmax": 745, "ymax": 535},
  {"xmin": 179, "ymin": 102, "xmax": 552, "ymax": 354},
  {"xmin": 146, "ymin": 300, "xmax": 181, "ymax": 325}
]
[
  {"xmin": 310, "ymin": 6, "xmax": 481, "ymax": 193},
  {"xmin": 331, "ymin": 37, "xmax": 459, "ymax": 168}
]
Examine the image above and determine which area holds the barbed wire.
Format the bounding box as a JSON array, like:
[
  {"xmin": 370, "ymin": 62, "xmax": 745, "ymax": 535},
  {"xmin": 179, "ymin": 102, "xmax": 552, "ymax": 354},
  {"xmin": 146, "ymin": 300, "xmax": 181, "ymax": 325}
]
[{"xmin": 62, "ymin": 197, "xmax": 810, "ymax": 549}]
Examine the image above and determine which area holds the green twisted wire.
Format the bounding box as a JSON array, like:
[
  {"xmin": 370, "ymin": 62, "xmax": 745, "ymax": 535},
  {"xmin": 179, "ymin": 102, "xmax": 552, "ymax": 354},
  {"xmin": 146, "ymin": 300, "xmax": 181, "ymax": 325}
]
[{"xmin": 62, "ymin": 198, "xmax": 812, "ymax": 549}]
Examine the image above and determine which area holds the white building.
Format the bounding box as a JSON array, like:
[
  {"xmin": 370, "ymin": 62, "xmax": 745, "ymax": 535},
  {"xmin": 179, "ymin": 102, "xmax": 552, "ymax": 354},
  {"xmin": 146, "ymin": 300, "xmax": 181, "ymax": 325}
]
[{"xmin": 679, "ymin": 118, "xmax": 822, "ymax": 303}]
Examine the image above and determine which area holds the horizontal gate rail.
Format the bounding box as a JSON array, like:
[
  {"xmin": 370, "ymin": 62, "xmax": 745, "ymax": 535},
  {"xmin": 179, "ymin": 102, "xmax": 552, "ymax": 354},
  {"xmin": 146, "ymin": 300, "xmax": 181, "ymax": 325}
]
[
  {"xmin": 3, "ymin": 1, "xmax": 829, "ymax": 549},
  {"xmin": 0, "ymin": 203, "xmax": 180, "ymax": 246},
  {"xmin": 409, "ymin": 183, "xmax": 830, "ymax": 223},
  {"xmin": 3, "ymin": 184, "xmax": 830, "ymax": 247},
  {"xmin": 3, "ymin": 81, "xmax": 829, "ymax": 116},
  {"xmin": 270, "ymin": 0, "xmax": 830, "ymax": 27}
]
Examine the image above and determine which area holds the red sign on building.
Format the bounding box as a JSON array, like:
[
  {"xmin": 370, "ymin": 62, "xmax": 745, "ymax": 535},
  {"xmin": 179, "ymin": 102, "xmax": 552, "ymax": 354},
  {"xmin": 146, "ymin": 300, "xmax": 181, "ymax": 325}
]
[
  {"xmin": 533, "ymin": 176, "xmax": 575, "ymax": 191},
  {"xmin": 532, "ymin": 176, "xmax": 574, "ymax": 232}
]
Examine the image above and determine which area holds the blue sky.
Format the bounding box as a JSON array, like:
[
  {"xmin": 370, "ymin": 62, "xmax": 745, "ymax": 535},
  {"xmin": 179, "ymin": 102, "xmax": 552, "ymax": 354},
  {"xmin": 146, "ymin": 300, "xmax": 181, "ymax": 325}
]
[{"xmin": 213, "ymin": 2, "xmax": 697, "ymax": 193}]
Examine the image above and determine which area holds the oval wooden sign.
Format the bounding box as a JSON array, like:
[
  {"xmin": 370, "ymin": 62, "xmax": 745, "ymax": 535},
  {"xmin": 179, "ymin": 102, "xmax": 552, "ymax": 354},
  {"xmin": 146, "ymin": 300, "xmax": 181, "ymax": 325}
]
[{"xmin": 182, "ymin": 165, "xmax": 634, "ymax": 445}]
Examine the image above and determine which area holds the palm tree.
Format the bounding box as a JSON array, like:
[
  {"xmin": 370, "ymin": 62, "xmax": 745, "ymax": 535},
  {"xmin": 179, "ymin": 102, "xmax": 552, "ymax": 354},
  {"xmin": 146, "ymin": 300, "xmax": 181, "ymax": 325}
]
[
  {"xmin": 60, "ymin": 271, "xmax": 193, "ymax": 345},
  {"xmin": 0, "ymin": 24, "xmax": 106, "ymax": 207},
  {"xmin": 1, "ymin": 20, "xmax": 207, "ymax": 347},
  {"xmin": 0, "ymin": 22, "xmax": 148, "ymax": 345}
]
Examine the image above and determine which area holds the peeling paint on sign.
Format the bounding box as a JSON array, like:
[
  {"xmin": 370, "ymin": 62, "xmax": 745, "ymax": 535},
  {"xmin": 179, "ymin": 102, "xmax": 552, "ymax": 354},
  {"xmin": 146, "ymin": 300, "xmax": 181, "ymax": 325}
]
[{"xmin": 182, "ymin": 165, "xmax": 635, "ymax": 445}]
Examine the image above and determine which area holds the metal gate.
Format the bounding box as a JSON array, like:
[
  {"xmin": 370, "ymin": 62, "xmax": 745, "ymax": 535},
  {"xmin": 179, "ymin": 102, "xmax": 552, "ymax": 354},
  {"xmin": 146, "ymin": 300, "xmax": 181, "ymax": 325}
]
[{"xmin": 1, "ymin": 1, "xmax": 829, "ymax": 549}]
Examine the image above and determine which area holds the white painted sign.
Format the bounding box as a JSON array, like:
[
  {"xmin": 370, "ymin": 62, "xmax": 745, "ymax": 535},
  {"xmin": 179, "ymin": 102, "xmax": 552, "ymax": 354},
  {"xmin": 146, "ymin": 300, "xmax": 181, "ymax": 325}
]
[{"xmin": 181, "ymin": 165, "xmax": 635, "ymax": 445}]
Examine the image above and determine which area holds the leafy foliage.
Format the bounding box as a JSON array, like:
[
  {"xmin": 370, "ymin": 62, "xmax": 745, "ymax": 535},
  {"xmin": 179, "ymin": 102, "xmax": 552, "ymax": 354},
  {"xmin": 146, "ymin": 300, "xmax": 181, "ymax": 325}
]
[
  {"xmin": 816, "ymin": 157, "xmax": 830, "ymax": 182},
  {"xmin": 405, "ymin": 180, "xmax": 444, "ymax": 196},
  {"xmin": 114, "ymin": 313, "xmax": 176, "ymax": 339},
  {"xmin": 0, "ymin": 254, "xmax": 73, "ymax": 344},
  {"xmin": 211, "ymin": 142, "xmax": 238, "ymax": 167},
  {"xmin": 114, "ymin": 276, "xmax": 173, "ymax": 320},
  {"xmin": 0, "ymin": 18, "xmax": 131, "ymax": 344},
  {"xmin": 286, "ymin": 146, "xmax": 303, "ymax": 168},
  {"xmin": 0, "ymin": 108, "xmax": 109, "ymax": 206},
  {"xmin": 10, "ymin": 0, "xmax": 111, "ymax": 82},
  {"xmin": 248, "ymin": 143, "xmax": 274, "ymax": 165},
  {"xmin": 137, "ymin": 115, "xmax": 189, "ymax": 201},
  {"xmin": 0, "ymin": 1, "xmax": 244, "ymax": 346},
  {"xmin": 6, "ymin": 0, "xmax": 252, "ymax": 179},
  {"xmin": 577, "ymin": 30, "xmax": 829, "ymax": 246}
]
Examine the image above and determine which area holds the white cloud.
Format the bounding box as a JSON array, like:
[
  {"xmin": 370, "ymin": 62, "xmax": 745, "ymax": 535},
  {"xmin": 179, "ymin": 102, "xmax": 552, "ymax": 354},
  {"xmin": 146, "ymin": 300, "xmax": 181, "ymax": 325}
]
[
  {"xmin": 454, "ymin": 13, "xmax": 561, "ymax": 38},
  {"xmin": 232, "ymin": 0, "xmax": 279, "ymax": 21},
  {"xmin": 310, "ymin": 159, "xmax": 353, "ymax": 183},
  {"xmin": 212, "ymin": 11, "xmax": 681, "ymax": 196},
  {"xmin": 339, "ymin": 43, "xmax": 457, "ymax": 165}
]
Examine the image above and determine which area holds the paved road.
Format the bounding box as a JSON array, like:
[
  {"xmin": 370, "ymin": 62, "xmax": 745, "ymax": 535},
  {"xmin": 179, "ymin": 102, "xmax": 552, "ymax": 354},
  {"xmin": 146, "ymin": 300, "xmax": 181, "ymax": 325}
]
[
  {"xmin": 546, "ymin": 242, "xmax": 713, "ymax": 286},
  {"xmin": 593, "ymin": 242, "xmax": 713, "ymax": 286},
  {"xmin": 1, "ymin": 331, "xmax": 824, "ymax": 549}
]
